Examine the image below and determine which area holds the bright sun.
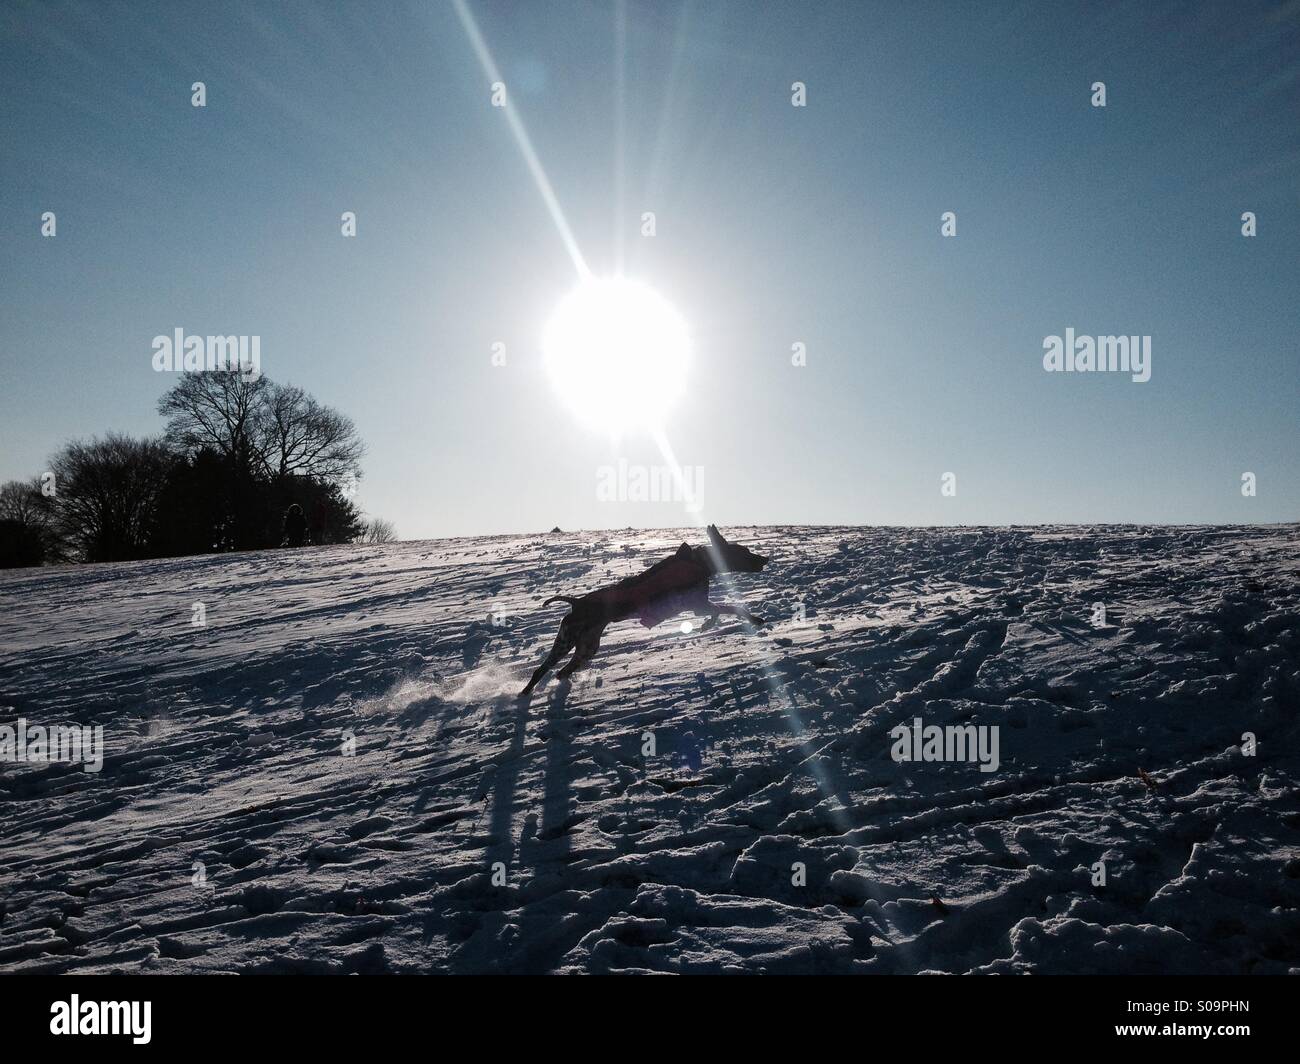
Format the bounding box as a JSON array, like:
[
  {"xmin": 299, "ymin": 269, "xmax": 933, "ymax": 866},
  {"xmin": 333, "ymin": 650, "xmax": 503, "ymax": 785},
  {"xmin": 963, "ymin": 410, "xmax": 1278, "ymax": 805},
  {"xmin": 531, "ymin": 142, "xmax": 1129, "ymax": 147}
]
[{"xmin": 542, "ymin": 277, "xmax": 690, "ymax": 434}]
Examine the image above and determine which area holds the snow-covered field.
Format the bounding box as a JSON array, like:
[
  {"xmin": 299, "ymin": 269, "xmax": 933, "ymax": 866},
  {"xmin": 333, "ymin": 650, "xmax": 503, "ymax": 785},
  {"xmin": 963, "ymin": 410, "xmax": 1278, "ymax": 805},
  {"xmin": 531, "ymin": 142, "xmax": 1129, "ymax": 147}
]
[{"xmin": 2, "ymin": 525, "xmax": 1297, "ymax": 974}]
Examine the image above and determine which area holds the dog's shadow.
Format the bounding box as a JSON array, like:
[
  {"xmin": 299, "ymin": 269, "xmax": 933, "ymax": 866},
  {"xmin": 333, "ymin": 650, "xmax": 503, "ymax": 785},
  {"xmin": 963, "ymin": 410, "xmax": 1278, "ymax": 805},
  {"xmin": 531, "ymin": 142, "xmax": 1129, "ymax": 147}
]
[
  {"xmin": 537, "ymin": 681, "xmax": 575, "ymax": 849},
  {"xmin": 489, "ymin": 679, "xmax": 578, "ymax": 893}
]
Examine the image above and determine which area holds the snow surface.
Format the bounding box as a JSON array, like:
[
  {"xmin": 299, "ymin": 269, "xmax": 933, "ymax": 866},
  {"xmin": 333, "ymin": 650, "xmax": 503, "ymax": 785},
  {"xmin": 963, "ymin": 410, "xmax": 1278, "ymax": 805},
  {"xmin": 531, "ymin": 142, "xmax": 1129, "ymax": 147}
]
[{"xmin": 1, "ymin": 525, "xmax": 1297, "ymax": 974}]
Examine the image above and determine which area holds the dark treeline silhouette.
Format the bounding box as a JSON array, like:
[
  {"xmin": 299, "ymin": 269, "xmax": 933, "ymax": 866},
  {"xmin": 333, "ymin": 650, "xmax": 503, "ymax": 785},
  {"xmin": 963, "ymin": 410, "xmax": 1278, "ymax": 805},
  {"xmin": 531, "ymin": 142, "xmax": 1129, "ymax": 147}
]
[
  {"xmin": 0, "ymin": 369, "xmax": 389, "ymax": 568},
  {"xmin": 0, "ymin": 477, "xmax": 63, "ymax": 567}
]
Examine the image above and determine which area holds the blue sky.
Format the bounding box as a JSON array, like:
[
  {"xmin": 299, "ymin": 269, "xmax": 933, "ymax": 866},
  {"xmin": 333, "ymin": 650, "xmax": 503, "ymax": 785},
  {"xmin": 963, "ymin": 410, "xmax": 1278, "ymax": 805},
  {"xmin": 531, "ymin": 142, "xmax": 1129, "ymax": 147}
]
[{"xmin": 2, "ymin": 0, "xmax": 1296, "ymax": 537}]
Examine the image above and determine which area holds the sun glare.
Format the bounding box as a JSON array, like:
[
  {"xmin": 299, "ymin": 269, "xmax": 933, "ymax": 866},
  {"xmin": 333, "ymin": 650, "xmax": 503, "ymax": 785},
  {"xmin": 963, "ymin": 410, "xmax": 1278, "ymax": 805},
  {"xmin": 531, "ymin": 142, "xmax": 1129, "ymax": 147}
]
[{"xmin": 542, "ymin": 277, "xmax": 690, "ymax": 434}]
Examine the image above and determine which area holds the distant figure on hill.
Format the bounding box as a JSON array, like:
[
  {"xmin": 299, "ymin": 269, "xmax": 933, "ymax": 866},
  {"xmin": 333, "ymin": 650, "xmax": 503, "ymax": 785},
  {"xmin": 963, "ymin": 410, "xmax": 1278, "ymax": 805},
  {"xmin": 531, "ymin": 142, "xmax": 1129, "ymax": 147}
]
[{"xmin": 282, "ymin": 504, "xmax": 308, "ymax": 548}]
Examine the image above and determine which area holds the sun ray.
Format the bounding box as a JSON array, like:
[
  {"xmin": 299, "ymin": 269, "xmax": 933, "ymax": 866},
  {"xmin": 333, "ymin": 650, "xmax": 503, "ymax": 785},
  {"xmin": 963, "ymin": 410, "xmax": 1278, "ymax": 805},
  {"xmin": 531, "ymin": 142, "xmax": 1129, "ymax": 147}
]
[
  {"xmin": 614, "ymin": 0, "xmax": 627, "ymax": 276},
  {"xmin": 645, "ymin": 1, "xmax": 692, "ymax": 212},
  {"xmin": 649, "ymin": 427, "xmax": 847, "ymax": 822},
  {"xmin": 652, "ymin": 424, "xmax": 913, "ymax": 958},
  {"xmin": 451, "ymin": 0, "xmax": 590, "ymax": 279}
]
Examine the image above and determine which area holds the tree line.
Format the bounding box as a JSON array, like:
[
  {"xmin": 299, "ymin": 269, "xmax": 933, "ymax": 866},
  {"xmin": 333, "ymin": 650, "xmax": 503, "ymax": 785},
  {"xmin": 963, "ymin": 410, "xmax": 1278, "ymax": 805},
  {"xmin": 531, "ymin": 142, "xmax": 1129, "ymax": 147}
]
[{"xmin": 0, "ymin": 369, "xmax": 395, "ymax": 568}]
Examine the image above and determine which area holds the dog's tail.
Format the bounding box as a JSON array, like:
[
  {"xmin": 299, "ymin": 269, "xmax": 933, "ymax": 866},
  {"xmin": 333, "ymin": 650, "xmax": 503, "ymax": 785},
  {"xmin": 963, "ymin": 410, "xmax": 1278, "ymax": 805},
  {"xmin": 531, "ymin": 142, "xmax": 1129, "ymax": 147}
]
[{"xmin": 541, "ymin": 595, "xmax": 581, "ymax": 608}]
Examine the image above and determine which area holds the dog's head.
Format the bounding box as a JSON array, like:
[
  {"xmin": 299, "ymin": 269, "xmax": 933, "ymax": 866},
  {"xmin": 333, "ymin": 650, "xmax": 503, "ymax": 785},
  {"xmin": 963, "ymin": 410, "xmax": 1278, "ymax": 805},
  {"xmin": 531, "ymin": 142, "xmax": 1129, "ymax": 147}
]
[{"xmin": 702, "ymin": 524, "xmax": 768, "ymax": 574}]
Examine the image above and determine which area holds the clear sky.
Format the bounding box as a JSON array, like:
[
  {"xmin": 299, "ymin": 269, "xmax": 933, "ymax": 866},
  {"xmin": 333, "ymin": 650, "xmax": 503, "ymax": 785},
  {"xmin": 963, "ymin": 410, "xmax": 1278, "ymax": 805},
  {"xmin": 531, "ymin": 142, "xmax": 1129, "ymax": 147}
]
[{"xmin": 2, "ymin": 0, "xmax": 1296, "ymax": 537}]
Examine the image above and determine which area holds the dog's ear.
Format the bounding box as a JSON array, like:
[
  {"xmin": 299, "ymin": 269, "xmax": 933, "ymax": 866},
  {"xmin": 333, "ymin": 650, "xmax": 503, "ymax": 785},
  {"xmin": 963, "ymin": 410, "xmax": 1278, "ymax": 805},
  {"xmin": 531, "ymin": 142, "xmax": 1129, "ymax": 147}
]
[{"xmin": 707, "ymin": 524, "xmax": 726, "ymax": 548}]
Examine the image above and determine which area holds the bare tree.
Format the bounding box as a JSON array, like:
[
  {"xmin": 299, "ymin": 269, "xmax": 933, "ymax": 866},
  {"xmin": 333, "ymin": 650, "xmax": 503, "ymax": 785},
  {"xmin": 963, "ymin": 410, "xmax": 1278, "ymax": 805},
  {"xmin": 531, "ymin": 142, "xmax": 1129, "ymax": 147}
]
[
  {"xmin": 0, "ymin": 478, "xmax": 51, "ymax": 527},
  {"xmin": 253, "ymin": 383, "xmax": 365, "ymax": 482},
  {"xmin": 158, "ymin": 371, "xmax": 363, "ymax": 487},
  {"xmin": 360, "ymin": 517, "xmax": 397, "ymax": 544},
  {"xmin": 49, "ymin": 434, "xmax": 173, "ymax": 561},
  {"xmin": 158, "ymin": 369, "xmax": 269, "ymax": 474}
]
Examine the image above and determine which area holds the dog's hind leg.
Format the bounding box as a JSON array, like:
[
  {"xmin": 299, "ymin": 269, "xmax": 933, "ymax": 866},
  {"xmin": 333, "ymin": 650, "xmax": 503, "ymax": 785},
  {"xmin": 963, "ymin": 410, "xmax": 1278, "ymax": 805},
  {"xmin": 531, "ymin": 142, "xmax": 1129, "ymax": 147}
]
[
  {"xmin": 520, "ymin": 619, "xmax": 578, "ymax": 697},
  {"xmin": 557, "ymin": 626, "xmax": 603, "ymax": 680}
]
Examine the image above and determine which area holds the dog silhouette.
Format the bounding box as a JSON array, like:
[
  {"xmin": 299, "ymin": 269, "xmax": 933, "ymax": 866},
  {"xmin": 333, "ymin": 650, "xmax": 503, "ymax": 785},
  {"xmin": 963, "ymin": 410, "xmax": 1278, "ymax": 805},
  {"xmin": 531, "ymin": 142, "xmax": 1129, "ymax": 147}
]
[{"xmin": 520, "ymin": 525, "xmax": 768, "ymax": 698}]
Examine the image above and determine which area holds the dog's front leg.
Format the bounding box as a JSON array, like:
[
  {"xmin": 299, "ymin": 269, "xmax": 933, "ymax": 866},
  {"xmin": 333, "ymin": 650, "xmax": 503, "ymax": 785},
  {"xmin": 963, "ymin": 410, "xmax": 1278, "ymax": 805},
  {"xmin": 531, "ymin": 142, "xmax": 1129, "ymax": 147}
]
[{"xmin": 705, "ymin": 601, "xmax": 766, "ymax": 627}]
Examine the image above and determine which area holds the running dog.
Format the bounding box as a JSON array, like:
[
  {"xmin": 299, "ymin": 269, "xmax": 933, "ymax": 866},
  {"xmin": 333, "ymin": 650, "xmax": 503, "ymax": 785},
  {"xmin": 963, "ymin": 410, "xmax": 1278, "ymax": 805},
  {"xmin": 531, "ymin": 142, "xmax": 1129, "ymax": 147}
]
[{"xmin": 519, "ymin": 525, "xmax": 768, "ymax": 698}]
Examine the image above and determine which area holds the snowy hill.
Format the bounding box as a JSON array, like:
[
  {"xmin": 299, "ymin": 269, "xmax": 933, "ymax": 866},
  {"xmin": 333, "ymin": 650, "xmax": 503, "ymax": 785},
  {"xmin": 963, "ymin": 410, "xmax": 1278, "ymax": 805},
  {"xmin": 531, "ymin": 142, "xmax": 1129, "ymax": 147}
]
[{"xmin": 1, "ymin": 525, "xmax": 1297, "ymax": 974}]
